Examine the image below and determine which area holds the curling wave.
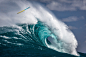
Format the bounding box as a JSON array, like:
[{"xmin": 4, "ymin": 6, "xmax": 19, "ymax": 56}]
[{"xmin": 0, "ymin": 0, "xmax": 79, "ymax": 56}]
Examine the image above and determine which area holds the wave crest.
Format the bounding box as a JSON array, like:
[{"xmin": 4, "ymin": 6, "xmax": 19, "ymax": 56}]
[{"xmin": 0, "ymin": 0, "xmax": 79, "ymax": 56}]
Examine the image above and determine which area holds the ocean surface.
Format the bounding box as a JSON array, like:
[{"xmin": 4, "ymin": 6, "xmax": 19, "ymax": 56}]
[{"xmin": 0, "ymin": 21, "xmax": 86, "ymax": 57}]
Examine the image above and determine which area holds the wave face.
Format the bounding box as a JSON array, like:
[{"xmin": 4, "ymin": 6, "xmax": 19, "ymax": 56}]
[{"xmin": 0, "ymin": 0, "xmax": 79, "ymax": 56}]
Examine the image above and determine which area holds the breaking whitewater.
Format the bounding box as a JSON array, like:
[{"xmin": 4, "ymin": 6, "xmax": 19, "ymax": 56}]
[{"xmin": 0, "ymin": 0, "xmax": 86, "ymax": 57}]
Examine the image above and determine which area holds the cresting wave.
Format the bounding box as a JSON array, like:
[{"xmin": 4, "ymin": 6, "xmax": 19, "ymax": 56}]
[{"xmin": 0, "ymin": 0, "xmax": 79, "ymax": 56}]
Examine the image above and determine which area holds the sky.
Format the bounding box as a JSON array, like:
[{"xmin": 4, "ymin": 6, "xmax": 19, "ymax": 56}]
[
  {"xmin": 0, "ymin": 0, "xmax": 86, "ymax": 53},
  {"xmin": 28, "ymin": 0, "xmax": 86, "ymax": 53}
]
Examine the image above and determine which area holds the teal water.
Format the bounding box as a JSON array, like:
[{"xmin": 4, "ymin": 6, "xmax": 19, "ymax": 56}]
[{"xmin": 0, "ymin": 20, "xmax": 86, "ymax": 57}]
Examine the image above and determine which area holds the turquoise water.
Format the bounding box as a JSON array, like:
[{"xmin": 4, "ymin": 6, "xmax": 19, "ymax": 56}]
[{"xmin": 0, "ymin": 20, "xmax": 58, "ymax": 49}]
